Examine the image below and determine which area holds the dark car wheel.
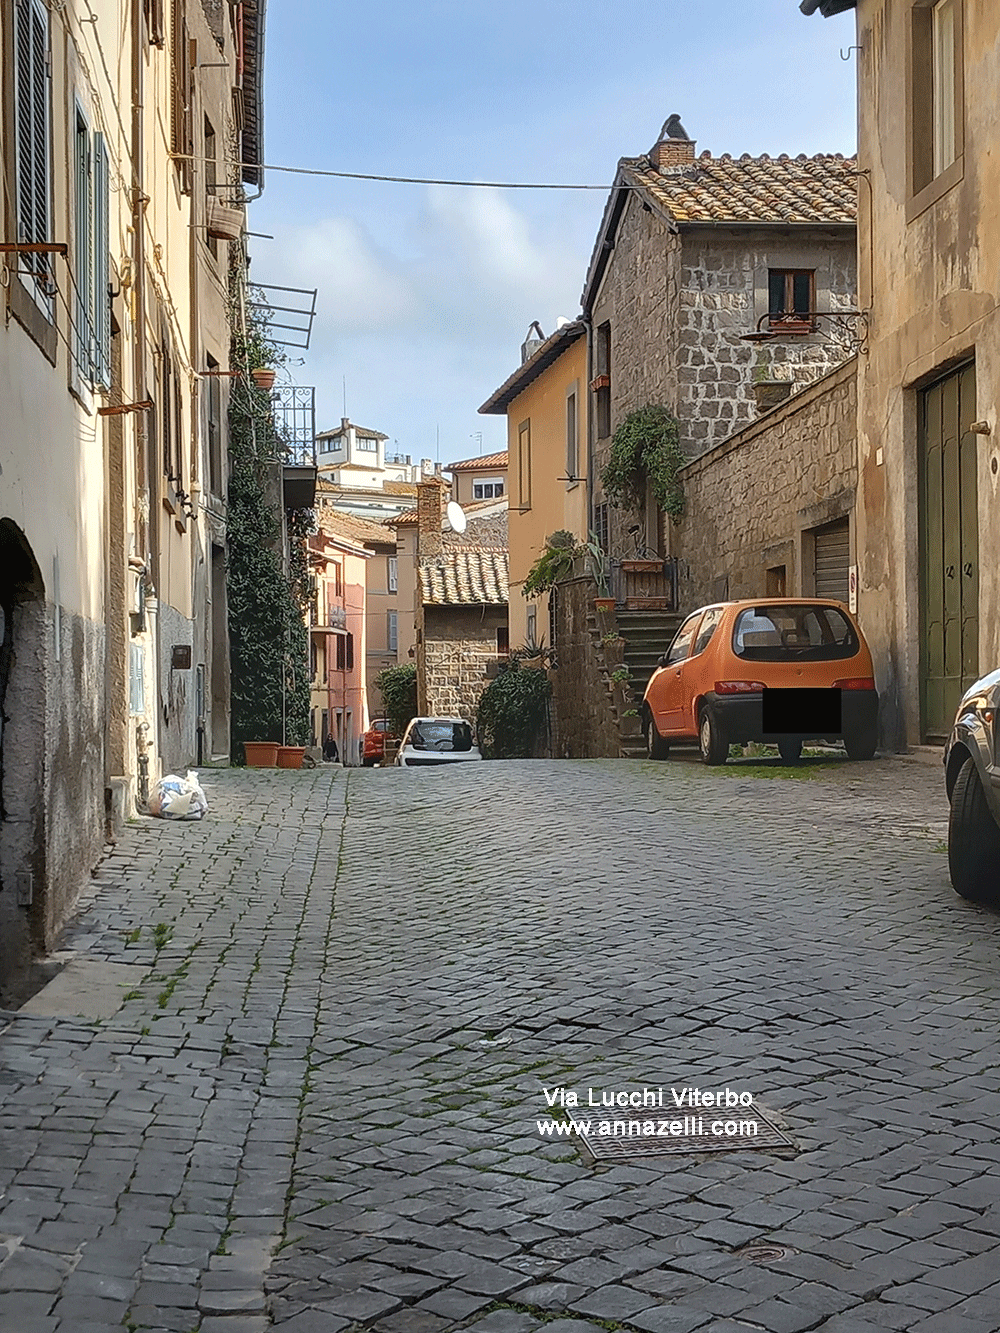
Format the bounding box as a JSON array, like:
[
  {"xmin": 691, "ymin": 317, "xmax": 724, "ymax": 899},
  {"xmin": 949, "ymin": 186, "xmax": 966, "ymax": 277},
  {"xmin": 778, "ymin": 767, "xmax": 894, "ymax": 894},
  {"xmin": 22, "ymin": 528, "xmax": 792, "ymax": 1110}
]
[
  {"xmin": 698, "ymin": 706, "xmax": 728, "ymax": 766},
  {"xmin": 844, "ymin": 731, "xmax": 877, "ymax": 761},
  {"xmin": 644, "ymin": 708, "xmax": 669, "ymax": 760},
  {"xmin": 777, "ymin": 739, "xmax": 802, "ymax": 763},
  {"xmin": 949, "ymin": 758, "xmax": 1000, "ymax": 903}
]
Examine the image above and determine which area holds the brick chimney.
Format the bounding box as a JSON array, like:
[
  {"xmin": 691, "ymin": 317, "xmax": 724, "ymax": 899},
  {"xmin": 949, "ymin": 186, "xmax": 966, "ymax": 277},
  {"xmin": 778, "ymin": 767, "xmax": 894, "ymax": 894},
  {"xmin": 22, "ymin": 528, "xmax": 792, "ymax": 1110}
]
[
  {"xmin": 416, "ymin": 476, "xmax": 444, "ymax": 558},
  {"xmin": 649, "ymin": 138, "xmax": 697, "ymax": 171}
]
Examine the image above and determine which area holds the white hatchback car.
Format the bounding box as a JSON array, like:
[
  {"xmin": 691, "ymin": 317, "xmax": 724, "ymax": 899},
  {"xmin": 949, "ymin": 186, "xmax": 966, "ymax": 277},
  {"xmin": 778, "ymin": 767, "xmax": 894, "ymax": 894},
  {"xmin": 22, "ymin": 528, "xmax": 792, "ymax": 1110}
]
[{"xmin": 395, "ymin": 717, "xmax": 482, "ymax": 767}]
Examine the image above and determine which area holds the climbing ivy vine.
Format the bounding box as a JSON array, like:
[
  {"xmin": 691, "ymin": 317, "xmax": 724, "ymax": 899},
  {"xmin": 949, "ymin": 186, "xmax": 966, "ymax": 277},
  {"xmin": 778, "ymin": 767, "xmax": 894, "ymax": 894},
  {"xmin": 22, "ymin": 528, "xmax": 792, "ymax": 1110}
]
[
  {"xmin": 600, "ymin": 404, "xmax": 686, "ymax": 521},
  {"xmin": 227, "ymin": 282, "xmax": 312, "ymax": 760}
]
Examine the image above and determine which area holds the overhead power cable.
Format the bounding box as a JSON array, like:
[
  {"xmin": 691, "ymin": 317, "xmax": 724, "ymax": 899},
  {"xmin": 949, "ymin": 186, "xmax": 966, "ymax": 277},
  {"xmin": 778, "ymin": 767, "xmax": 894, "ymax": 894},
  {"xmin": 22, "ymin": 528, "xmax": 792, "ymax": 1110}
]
[{"xmin": 173, "ymin": 154, "xmax": 618, "ymax": 190}]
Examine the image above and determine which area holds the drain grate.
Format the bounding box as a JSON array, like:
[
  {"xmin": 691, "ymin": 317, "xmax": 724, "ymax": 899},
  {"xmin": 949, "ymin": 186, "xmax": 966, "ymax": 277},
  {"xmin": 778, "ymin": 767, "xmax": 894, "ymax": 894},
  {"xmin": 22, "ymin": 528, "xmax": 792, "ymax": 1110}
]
[{"xmin": 576, "ymin": 1099, "xmax": 793, "ymax": 1162}]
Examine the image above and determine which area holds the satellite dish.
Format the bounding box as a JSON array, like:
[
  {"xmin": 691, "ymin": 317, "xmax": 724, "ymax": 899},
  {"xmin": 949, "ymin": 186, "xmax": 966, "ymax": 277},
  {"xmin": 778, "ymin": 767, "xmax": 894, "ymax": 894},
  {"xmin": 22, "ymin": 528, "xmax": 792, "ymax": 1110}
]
[
  {"xmin": 555, "ymin": 316, "xmax": 571, "ymax": 328},
  {"xmin": 446, "ymin": 500, "xmax": 468, "ymax": 534}
]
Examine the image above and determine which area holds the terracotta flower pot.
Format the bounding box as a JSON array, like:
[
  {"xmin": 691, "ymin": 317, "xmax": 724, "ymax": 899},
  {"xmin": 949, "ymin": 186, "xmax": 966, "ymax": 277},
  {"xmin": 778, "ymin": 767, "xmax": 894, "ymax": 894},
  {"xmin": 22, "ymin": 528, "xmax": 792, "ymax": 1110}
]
[
  {"xmin": 594, "ymin": 597, "xmax": 616, "ymax": 612},
  {"xmin": 276, "ymin": 745, "xmax": 305, "ymax": 769},
  {"xmin": 251, "ymin": 368, "xmax": 276, "ymax": 391},
  {"xmin": 244, "ymin": 741, "xmax": 278, "ymax": 767}
]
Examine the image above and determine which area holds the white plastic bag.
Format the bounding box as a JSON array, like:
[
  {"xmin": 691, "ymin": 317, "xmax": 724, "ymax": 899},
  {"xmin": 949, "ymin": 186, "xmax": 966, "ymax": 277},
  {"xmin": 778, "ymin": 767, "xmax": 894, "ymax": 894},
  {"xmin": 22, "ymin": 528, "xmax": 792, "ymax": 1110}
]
[{"xmin": 148, "ymin": 769, "xmax": 208, "ymax": 820}]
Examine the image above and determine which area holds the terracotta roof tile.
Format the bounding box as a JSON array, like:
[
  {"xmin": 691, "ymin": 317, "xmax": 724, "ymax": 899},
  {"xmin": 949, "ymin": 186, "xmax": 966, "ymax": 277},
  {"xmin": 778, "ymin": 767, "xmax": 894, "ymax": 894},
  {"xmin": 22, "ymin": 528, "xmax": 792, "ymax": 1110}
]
[
  {"xmin": 317, "ymin": 509, "xmax": 395, "ymax": 548},
  {"xmin": 420, "ymin": 550, "xmax": 508, "ymax": 606},
  {"xmin": 444, "ymin": 451, "xmax": 508, "ymax": 471},
  {"xmin": 626, "ymin": 152, "xmax": 857, "ymax": 225}
]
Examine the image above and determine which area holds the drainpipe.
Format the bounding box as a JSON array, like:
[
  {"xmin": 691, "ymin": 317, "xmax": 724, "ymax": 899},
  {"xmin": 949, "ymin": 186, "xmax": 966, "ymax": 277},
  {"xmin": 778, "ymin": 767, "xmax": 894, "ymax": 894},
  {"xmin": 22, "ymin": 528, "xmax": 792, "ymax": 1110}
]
[{"xmin": 581, "ymin": 313, "xmax": 594, "ymax": 540}]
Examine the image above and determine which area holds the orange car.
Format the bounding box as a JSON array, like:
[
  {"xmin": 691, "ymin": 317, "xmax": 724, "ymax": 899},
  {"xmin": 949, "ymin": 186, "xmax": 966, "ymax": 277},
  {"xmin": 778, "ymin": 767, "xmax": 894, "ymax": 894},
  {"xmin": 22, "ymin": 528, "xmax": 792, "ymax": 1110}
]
[
  {"xmin": 362, "ymin": 718, "xmax": 397, "ymax": 766},
  {"xmin": 642, "ymin": 599, "xmax": 878, "ymax": 765}
]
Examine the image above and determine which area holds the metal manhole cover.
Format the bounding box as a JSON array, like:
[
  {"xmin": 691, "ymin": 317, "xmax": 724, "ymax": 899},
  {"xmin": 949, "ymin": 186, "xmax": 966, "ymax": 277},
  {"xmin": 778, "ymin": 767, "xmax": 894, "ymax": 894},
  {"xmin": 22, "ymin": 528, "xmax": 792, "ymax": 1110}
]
[
  {"xmin": 576, "ymin": 1099, "xmax": 793, "ymax": 1161},
  {"xmin": 739, "ymin": 1243, "xmax": 796, "ymax": 1264}
]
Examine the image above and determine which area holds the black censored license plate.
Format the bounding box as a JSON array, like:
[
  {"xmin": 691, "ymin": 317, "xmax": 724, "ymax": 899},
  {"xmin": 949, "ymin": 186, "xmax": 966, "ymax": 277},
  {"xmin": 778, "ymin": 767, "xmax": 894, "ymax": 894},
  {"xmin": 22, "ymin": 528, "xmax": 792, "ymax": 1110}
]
[{"xmin": 762, "ymin": 687, "xmax": 842, "ymax": 735}]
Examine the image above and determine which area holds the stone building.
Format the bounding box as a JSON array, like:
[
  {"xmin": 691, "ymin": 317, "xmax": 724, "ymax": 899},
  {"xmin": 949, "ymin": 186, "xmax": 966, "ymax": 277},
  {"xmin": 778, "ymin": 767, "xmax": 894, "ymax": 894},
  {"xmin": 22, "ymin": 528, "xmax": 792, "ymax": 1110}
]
[
  {"xmin": 583, "ymin": 122, "xmax": 858, "ymax": 556},
  {"xmin": 675, "ymin": 359, "xmax": 858, "ymax": 608},
  {"xmin": 406, "ymin": 479, "xmax": 508, "ymax": 722},
  {"xmin": 804, "ymin": 0, "xmax": 1000, "ymax": 749}
]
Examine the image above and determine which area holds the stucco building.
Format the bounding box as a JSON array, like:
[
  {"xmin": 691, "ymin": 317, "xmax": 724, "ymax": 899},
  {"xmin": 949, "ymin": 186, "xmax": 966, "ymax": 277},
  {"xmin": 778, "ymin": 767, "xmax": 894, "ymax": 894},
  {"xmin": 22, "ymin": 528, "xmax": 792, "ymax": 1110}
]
[
  {"xmin": 308, "ymin": 516, "xmax": 370, "ymax": 762},
  {"xmin": 444, "ymin": 451, "xmax": 508, "ymax": 507},
  {"xmin": 0, "ymin": 0, "xmax": 264, "ymax": 994},
  {"xmin": 313, "ymin": 508, "xmax": 399, "ymax": 722},
  {"xmin": 805, "ymin": 0, "xmax": 1000, "ymax": 748},
  {"xmin": 479, "ymin": 321, "xmax": 590, "ymax": 652}
]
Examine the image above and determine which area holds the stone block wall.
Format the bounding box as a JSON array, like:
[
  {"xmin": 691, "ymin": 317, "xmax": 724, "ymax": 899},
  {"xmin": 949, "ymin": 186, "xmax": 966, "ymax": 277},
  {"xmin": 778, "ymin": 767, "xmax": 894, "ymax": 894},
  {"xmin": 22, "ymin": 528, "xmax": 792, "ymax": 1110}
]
[
  {"xmin": 423, "ymin": 606, "xmax": 507, "ymax": 724},
  {"xmin": 677, "ymin": 228, "xmax": 857, "ymax": 457},
  {"xmin": 590, "ymin": 195, "xmax": 682, "ymax": 554},
  {"xmin": 550, "ymin": 578, "xmax": 620, "ymax": 758},
  {"xmin": 672, "ymin": 359, "xmax": 858, "ymax": 609}
]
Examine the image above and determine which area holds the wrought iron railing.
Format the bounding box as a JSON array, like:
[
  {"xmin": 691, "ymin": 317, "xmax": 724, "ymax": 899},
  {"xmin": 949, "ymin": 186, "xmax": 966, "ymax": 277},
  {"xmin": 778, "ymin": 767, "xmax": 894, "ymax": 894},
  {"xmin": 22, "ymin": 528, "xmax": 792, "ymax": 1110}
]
[{"xmin": 271, "ymin": 385, "xmax": 317, "ymax": 467}]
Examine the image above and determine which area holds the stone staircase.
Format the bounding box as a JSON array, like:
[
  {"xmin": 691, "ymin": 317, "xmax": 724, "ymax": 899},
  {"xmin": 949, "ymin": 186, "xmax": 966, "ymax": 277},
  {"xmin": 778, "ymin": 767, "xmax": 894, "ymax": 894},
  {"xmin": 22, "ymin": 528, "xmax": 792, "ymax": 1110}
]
[
  {"xmin": 617, "ymin": 608, "xmax": 683, "ymax": 703},
  {"xmin": 586, "ymin": 606, "xmax": 683, "ymax": 758}
]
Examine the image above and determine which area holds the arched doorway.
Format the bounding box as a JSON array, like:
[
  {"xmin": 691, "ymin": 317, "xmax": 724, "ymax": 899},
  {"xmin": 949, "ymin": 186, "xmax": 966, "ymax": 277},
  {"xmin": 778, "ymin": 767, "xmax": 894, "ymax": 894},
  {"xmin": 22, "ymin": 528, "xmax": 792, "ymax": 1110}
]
[{"xmin": 0, "ymin": 520, "xmax": 47, "ymax": 989}]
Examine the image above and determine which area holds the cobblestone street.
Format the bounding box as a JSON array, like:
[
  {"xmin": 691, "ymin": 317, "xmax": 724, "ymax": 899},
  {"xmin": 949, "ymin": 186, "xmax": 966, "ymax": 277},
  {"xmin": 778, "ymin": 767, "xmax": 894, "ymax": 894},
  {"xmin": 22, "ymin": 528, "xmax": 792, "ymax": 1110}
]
[{"xmin": 4, "ymin": 754, "xmax": 1000, "ymax": 1333}]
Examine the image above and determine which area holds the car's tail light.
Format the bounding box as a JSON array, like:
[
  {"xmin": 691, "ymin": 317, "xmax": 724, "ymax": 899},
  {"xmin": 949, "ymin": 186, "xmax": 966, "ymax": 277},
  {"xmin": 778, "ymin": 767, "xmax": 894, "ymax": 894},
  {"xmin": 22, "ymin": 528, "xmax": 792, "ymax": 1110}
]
[
  {"xmin": 715, "ymin": 680, "xmax": 766, "ymax": 694},
  {"xmin": 832, "ymin": 678, "xmax": 876, "ymax": 690}
]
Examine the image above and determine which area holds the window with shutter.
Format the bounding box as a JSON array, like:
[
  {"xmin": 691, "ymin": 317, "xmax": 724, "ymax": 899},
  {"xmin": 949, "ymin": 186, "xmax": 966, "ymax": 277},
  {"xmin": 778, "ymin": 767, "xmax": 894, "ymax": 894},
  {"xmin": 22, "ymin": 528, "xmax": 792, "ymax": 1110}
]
[
  {"xmin": 14, "ymin": 0, "xmax": 53, "ymax": 316},
  {"xmin": 74, "ymin": 108, "xmax": 93, "ymax": 381},
  {"xmin": 170, "ymin": 2, "xmax": 192, "ymax": 192},
  {"xmin": 92, "ymin": 134, "xmax": 111, "ymax": 387}
]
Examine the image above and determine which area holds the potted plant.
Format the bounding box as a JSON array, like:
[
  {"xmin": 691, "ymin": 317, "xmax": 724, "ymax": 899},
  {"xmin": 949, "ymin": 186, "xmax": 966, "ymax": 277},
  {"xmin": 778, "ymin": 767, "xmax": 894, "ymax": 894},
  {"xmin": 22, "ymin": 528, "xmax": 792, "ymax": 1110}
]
[
  {"xmin": 251, "ymin": 367, "xmax": 276, "ymax": 391},
  {"xmin": 276, "ymin": 745, "xmax": 306, "ymax": 769},
  {"xmin": 243, "ymin": 741, "xmax": 279, "ymax": 767},
  {"xmin": 582, "ymin": 533, "xmax": 615, "ymax": 611}
]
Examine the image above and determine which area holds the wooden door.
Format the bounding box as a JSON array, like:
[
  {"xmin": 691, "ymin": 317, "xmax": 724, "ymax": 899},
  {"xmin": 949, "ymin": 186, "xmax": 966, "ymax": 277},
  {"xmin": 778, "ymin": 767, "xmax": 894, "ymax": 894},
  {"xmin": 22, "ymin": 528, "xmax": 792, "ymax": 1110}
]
[{"xmin": 919, "ymin": 363, "xmax": 978, "ymax": 742}]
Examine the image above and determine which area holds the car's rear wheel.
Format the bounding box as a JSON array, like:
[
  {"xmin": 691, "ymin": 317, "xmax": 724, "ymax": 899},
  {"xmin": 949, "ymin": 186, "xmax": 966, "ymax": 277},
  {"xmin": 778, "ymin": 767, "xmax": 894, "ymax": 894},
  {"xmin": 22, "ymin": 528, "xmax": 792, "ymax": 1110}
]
[
  {"xmin": 777, "ymin": 739, "xmax": 802, "ymax": 763},
  {"xmin": 644, "ymin": 708, "xmax": 669, "ymax": 760},
  {"xmin": 698, "ymin": 706, "xmax": 728, "ymax": 766},
  {"xmin": 844, "ymin": 731, "xmax": 877, "ymax": 760},
  {"xmin": 949, "ymin": 757, "xmax": 1000, "ymax": 903}
]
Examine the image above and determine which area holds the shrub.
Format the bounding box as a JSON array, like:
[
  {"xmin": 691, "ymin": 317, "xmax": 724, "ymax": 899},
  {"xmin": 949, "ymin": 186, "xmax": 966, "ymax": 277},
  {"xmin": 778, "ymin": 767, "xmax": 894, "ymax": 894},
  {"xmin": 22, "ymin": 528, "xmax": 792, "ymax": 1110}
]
[
  {"xmin": 374, "ymin": 662, "xmax": 418, "ymax": 737},
  {"xmin": 476, "ymin": 661, "xmax": 552, "ymax": 759}
]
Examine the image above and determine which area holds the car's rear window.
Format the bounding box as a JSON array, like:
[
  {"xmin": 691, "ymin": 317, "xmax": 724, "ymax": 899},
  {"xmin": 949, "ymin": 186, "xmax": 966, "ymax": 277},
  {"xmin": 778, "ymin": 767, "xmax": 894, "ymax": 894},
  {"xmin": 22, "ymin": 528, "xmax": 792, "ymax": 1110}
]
[
  {"xmin": 732, "ymin": 605, "xmax": 860, "ymax": 661},
  {"xmin": 409, "ymin": 721, "xmax": 474, "ymax": 751}
]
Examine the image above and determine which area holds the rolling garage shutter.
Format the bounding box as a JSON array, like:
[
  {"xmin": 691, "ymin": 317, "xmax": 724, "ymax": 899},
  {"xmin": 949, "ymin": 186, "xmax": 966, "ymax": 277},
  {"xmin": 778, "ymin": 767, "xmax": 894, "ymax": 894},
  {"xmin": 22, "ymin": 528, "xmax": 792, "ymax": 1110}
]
[{"xmin": 813, "ymin": 518, "xmax": 850, "ymax": 602}]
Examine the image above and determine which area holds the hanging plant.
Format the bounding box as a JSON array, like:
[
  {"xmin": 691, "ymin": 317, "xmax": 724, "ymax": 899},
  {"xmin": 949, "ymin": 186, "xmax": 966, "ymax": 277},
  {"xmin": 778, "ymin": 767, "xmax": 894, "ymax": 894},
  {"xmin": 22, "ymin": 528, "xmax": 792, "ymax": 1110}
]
[
  {"xmin": 521, "ymin": 530, "xmax": 578, "ymax": 599},
  {"xmin": 600, "ymin": 404, "xmax": 686, "ymax": 521}
]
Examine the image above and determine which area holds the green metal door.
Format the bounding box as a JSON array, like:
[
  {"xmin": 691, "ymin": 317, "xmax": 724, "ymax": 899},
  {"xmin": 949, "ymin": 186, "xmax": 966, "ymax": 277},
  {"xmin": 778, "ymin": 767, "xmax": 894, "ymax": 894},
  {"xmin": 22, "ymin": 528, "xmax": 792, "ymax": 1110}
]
[{"xmin": 919, "ymin": 363, "xmax": 979, "ymax": 742}]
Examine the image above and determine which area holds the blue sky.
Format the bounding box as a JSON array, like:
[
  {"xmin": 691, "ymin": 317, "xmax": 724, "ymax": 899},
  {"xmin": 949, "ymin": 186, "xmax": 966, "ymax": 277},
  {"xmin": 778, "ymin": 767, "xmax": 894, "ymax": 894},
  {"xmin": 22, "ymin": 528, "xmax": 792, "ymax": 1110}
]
[{"xmin": 249, "ymin": 0, "xmax": 857, "ymax": 465}]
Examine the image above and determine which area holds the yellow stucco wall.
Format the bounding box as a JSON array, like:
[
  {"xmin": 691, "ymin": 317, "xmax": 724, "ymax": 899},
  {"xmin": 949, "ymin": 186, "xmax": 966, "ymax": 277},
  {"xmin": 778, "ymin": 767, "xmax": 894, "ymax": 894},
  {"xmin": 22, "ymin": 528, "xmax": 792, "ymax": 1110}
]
[{"xmin": 503, "ymin": 337, "xmax": 589, "ymax": 651}]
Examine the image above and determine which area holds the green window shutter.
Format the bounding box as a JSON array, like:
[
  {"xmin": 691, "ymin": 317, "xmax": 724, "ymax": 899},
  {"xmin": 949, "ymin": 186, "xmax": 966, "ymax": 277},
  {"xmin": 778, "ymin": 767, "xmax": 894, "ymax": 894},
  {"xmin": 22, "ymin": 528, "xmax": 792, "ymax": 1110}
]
[
  {"xmin": 74, "ymin": 109, "xmax": 93, "ymax": 379},
  {"xmin": 14, "ymin": 0, "xmax": 52, "ymax": 312},
  {"xmin": 93, "ymin": 133, "xmax": 111, "ymax": 387}
]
